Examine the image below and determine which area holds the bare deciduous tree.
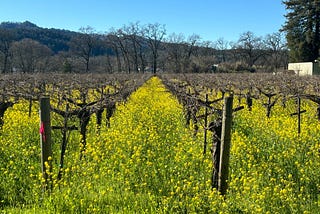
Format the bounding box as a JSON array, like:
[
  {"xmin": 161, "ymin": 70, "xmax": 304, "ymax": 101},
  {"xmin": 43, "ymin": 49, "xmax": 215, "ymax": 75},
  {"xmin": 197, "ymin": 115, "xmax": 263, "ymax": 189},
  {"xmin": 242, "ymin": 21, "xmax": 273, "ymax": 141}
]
[
  {"xmin": 114, "ymin": 28, "xmax": 132, "ymax": 73},
  {"xmin": 10, "ymin": 38, "xmax": 52, "ymax": 73},
  {"xmin": 165, "ymin": 33, "xmax": 185, "ymax": 73},
  {"xmin": 143, "ymin": 23, "xmax": 166, "ymax": 73},
  {"xmin": 264, "ymin": 31, "xmax": 288, "ymax": 71},
  {"xmin": 236, "ymin": 31, "xmax": 266, "ymax": 67},
  {"xmin": 70, "ymin": 26, "xmax": 97, "ymax": 72},
  {"xmin": 214, "ymin": 37, "xmax": 230, "ymax": 63},
  {"xmin": 183, "ymin": 34, "xmax": 201, "ymax": 71},
  {"xmin": 105, "ymin": 32, "xmax": 122, "ymax": 73},
  {"xmin": 121, "ymin": 22, "xmax": 146, "ymax": 73}
]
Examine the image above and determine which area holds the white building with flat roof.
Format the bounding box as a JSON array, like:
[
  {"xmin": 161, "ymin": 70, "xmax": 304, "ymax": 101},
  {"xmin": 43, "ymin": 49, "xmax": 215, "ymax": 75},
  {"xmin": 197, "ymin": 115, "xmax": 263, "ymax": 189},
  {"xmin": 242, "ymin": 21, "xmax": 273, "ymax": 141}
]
[{"xmin": 288, "ymin": 61, "xmax": 320, "ymax": 75}]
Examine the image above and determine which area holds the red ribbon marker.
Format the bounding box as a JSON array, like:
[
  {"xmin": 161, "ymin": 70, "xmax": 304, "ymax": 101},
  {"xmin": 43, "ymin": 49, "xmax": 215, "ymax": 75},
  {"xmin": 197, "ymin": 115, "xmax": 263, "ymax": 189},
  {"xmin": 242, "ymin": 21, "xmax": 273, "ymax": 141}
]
[{"xmin": 40, "ymin": 122, "xmax": 46, "ymax": 142}]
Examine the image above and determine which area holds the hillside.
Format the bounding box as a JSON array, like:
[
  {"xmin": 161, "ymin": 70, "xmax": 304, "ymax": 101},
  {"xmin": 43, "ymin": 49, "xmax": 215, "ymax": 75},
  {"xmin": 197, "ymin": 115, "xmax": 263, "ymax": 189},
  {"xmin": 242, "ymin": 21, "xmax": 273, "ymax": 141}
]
[{"xmin": 0, "ymin": 21, "xmax": 80, "ymax": 53}]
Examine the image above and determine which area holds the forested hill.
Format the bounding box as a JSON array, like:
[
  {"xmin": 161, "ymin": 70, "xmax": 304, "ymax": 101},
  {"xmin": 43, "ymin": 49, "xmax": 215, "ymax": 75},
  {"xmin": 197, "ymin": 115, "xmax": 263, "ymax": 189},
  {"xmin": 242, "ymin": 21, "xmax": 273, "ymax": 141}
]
[{"xmin": 0, "ymin": 21, "xmax": 79, "ymax": 53}]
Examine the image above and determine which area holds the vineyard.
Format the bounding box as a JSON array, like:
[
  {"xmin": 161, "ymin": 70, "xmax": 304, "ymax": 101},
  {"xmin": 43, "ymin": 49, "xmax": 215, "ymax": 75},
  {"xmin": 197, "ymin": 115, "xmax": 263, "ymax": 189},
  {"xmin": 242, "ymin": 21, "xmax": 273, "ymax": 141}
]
[{"xmin": 1, "ymin": 72, "xmax": 320, "ymax": 213}]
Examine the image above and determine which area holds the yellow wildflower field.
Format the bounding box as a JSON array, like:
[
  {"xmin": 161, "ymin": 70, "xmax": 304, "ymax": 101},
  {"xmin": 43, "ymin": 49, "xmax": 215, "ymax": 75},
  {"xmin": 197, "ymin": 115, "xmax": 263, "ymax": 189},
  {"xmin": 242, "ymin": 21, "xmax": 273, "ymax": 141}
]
[{"xmin": 0, "ymin": 76, "xmax": 319, "ymax": 213}]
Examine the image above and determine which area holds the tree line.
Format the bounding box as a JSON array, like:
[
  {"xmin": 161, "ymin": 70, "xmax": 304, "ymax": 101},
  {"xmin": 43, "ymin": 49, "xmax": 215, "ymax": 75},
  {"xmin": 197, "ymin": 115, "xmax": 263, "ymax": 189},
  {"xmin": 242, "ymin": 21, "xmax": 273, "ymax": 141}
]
[
  {"xmin": 282, "ymin": 0, "xmax": 320, "ymax": 62},
  {"xmin": 0, "ymin": 21, "xmax": 288, "ymax": 74},
  {"xmin": 1, "ymin": 0, "xmax": 319, "ymax": 74}
]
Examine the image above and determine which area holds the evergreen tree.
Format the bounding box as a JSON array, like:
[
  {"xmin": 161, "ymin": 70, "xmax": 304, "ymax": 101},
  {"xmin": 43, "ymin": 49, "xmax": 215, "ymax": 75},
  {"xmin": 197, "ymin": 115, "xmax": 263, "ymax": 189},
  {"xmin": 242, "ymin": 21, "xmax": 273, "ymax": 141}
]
[{"xmin": 282, "ymin": 0, "xmax": 320, "ymax": 62}]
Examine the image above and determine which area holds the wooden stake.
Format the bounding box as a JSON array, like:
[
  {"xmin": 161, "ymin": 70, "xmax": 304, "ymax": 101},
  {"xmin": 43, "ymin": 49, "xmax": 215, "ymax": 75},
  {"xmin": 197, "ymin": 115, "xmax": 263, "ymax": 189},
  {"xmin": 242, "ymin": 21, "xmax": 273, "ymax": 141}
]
[
  {"xmin": 290, "ymin": 96, "xmax": 306, "ymax": 135},
  {"xmin": 28, "ymin": 97, "xmax": 32, "ymax": 117},
  {"xmin": 39, "ymin": 96, "xmax": 52, "ymax": 191},
  {"xmin": 203, "ymin": 94, "xmax": 208, "ymax": 154},
  {"xmin": 218, "ymin": 96, "xmax": 233, "ymax": 195},
  {"xmin": 211, "ymin": 120, "xmax": 222, "ymax": 190},
  {"xmin": 297, "ymin": 96, "xmax": 301, "ymax": 134}
]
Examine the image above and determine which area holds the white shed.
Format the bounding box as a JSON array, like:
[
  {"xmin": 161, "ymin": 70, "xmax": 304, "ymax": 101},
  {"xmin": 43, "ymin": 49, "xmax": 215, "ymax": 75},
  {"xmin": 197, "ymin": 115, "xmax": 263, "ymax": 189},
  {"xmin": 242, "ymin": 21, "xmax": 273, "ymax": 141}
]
[{"xmin": 288, "ymin": 61, "xmax": 320, "ymax": 75}]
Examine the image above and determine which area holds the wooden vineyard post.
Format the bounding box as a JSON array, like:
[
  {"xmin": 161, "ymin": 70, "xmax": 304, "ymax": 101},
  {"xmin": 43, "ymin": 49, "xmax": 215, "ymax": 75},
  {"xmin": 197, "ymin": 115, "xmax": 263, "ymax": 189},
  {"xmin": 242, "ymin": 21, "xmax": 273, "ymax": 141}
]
[
  {"xmin": 290, "ymin": 96, "xmax": 306, "ymax": 135},
  {"xmin": 39, "ymin": 96, "xmax": 53, "ymax": 191},
  {"xmin": 211, "ymin": 120, "xmax": 222, "ymax": 190},
  {"xmin": 203, "ymin": 93, "xmax": 208, "ymax": 154},
  {"xmin": 28, "ymin": 97, "xmax": 32, "ymax": 117},
  {"xmin": 297, "ymin": 97, "xmax": 302, "ymax": 134},
  {"xmin": 246, "ymin": 92, "xmax": 253, "ymax": 111},
  {"xmin": 218, "ymin": 95, "xmax": 233, "ymax": 195}
]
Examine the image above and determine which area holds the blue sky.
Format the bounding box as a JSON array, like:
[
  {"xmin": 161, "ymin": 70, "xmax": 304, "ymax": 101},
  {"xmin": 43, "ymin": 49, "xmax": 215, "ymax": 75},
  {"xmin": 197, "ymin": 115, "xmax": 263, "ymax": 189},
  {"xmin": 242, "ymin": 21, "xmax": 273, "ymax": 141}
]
[{"xmin": 0, "ymin": 0, "xmax": 286, "ymax": 42}]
